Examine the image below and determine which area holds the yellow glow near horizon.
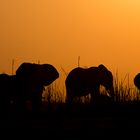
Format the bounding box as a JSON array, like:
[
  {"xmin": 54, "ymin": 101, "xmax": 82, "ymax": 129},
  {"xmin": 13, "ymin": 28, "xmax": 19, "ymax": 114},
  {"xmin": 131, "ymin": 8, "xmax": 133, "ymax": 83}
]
[{"xmin": 0, "ymin": 0, "xmax": 140, "ymax": 86}]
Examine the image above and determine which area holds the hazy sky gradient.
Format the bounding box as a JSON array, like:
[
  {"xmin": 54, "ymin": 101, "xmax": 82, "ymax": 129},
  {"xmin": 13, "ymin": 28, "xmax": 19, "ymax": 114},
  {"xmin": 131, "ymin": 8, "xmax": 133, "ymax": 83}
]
[{"xmin": 1, "ymin": 0, "xmax": 140, "ymax": 86}]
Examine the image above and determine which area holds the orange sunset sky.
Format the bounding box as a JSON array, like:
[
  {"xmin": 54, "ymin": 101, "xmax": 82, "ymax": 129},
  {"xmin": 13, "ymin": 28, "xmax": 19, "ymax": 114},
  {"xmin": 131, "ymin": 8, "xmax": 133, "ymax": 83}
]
[{"xmin": 1, "ymin": 0, "xmax": 140, "ymax": 86}]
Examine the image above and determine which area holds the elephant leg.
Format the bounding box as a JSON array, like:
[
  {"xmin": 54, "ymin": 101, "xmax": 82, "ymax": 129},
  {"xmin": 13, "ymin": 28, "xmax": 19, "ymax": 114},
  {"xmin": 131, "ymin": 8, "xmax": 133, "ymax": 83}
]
[
  {"xmin": 90, "ymin": 86, "xmax": 100, "ymax": 106},
  {"xmin": 32, "ymin": 92, "xmax": 42, "ymax": 112},
  {"xmin": 17, "ymin": 93, "xmax": 27, "ymax": 112},
  {"xmin": 15, "ymin": 85, "xmax": 28, "ymax": 112},
  {"xmin": 65, "ymin": 92, "xmax": 75, "ymax": 111},
  {"xmin": 66, "ymin": 89, "xmax": 75, "ymax": 103}
]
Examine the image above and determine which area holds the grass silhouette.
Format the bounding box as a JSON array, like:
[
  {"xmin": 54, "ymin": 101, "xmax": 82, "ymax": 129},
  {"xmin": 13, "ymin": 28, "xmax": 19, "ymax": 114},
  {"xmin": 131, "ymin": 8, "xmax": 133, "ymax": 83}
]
[
  {"xmin": 43, "ymin": 72, "xmax": 139, "ymax": 104},
  {"xmin": 1, "ymin": 65, "xmax": 140, "ymax": 129}
]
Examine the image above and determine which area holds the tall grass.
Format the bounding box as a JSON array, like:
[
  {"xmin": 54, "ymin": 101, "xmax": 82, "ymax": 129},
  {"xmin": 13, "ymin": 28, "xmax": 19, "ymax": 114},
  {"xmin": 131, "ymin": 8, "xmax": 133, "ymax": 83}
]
[
  {"xmin": 9, "ymin": 60, "xmax": 140, "ymax": 103},
  {"xmin": 43, "ymin": 81, "xmax": 66, "ymax": 103},
  {"xmin": 113, "ymin": 71, "xmax": 140, "ymax": 102},
  {"xmin": 43, "ymin": 72, "xmax": 140, "ymax": 104}
]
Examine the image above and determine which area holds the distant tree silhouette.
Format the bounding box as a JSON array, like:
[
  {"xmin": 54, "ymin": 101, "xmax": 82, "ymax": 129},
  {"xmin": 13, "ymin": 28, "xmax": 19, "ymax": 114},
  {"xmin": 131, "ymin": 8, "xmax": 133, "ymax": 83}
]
[
  {"xmin": 16, "ymin": 62, "xmax": 59, "ymax": 112},
  {"xmin": 65, "ymin": 64, "xmax": 114, "ymax": 105}
]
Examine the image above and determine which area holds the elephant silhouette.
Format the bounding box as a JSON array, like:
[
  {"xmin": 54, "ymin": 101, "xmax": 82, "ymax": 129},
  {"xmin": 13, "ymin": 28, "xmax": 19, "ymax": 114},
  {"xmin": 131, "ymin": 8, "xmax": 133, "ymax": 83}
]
[
  {"xmin": 65, "ymin": 64, "xmax": 114, "ymax": 105},
  {"xmin": 16, "ymin": 62, "xmax": 59, "ymax": 112},
  {"xmin": 0, "ymin": 73, "xmax": 19, "ymax": 111},
  {"xmin": 134, "ymin": 73, "xmax": 140, "ymax": 90}
]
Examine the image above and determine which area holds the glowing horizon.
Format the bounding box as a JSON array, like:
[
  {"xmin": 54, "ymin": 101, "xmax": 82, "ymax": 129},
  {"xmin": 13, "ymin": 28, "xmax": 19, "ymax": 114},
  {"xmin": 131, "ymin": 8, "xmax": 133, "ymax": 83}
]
[{"xmin": 1, "ymin": 0, "xmax": 140, "ymax": 86}]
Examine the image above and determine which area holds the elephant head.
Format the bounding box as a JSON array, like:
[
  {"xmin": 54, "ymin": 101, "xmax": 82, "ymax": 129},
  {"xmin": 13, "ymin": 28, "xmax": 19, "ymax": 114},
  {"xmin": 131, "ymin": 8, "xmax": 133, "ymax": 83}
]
[
  {"xmin": 134, "ymin": 73, "xmax": 140, "ymax": 90},
  {"xmin": 15, "ymin": 62, "xmax": 59, "ymax": 111},
  {"xmin": 97, "ymin": 64, "xmax": 114, "ymax": 98},
  {"xmin": 65, "ymin": 64, "xmax": 114, "ymax": 104},
  {"xmin": 16, "ymin": 63, "xmax": 59, "ymax": 86}
]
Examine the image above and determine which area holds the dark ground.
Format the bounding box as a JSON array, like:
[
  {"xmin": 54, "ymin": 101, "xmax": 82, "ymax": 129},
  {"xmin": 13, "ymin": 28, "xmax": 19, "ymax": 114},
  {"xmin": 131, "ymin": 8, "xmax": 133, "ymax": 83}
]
[
  {"xmin": 0, "ymin": 102, "xmax": 140, "ymax": 139},
  {"xmin": 1, "ymin": 100, "xmax": 140, "ymax": 130}
]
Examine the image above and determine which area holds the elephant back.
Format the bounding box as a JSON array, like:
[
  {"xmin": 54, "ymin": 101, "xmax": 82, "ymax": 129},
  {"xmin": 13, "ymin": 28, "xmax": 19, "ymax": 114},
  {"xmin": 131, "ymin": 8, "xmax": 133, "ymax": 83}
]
[{"xmin": 16, "ymin": 63, "xmax": 37, "ymax": 80}]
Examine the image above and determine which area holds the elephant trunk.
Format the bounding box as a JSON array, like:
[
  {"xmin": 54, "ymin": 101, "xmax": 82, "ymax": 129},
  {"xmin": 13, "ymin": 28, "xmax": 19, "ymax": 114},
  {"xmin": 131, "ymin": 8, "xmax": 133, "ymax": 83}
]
[{"xmin": 108, "ymin": 86, "xmax": 115, "ymax": 100}]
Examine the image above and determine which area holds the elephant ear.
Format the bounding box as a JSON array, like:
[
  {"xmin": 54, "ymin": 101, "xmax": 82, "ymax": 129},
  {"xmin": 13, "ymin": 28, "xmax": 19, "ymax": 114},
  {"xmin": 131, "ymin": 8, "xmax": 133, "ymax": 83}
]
[
  {"xmin": 39, "ymin": 64, "xmax": 59, "ymax": 86},
  {"xmin": 98, "ymin": 64, "xmax": 113, "ymax": 85},
  {"xmin": 98, "ymin": 64, "xmax": 108, "ymax": 72},
  {"xmin": 98, "ymin": 64, "xmax": 108, "ymax": 80}
]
